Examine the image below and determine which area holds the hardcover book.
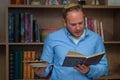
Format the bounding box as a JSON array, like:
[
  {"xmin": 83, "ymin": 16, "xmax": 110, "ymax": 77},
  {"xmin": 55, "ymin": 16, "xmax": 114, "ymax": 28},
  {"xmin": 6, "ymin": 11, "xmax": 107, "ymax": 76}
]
[
  {"xmin": 62, "ymin": 51, "xmax": 105, "ymax": 67},
  {"xmin": 25, "ymin": 61, "xmax": 51, "ymax": 68}
]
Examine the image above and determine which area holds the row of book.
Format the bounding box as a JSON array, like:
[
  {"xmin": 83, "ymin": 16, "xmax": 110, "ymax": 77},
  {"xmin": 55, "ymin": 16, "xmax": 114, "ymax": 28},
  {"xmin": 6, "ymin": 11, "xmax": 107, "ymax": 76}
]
[
  {"xmin": 10, "ymin": 0, "xmax": 69, "ymax": 5},
  {"xmin": 10, "ymin": 0, "xmax": 30, "ymax": 5},
  {"xmin": 9, "ymin": 50, "xmax": 40, "ymax": 80},
  {"xmin": 8, "ymin": 12, "xmax": 40, "ymax": 43},
  {"xmin": 84, "ymin": 17, "xmax": 104, "ymax": 41},
  {"xmin": 8, "ymin": 12, "xmax": 104, "ymax": 43}
]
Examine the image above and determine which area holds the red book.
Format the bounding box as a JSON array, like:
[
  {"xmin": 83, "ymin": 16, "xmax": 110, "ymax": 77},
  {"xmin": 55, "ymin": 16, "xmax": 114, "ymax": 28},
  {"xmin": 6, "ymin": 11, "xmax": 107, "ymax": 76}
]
[{"xmin": 10, "ymin": 0, "xmax": 24, "ymax": 4}]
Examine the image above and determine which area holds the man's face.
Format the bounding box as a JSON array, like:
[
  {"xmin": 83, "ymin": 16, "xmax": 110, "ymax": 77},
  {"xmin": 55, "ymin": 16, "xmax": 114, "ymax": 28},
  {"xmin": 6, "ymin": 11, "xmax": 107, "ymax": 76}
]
[{"xmin": 64, "ymin": 10, "xmax": 84, "ymax": 38}]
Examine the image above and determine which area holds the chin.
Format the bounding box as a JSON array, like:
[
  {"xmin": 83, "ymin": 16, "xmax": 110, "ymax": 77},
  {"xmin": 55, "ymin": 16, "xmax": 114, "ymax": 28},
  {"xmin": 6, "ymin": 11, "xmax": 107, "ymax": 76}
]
[{"xmin": 74, "ymin": 36, "xmax": 80, "ymax": 39}]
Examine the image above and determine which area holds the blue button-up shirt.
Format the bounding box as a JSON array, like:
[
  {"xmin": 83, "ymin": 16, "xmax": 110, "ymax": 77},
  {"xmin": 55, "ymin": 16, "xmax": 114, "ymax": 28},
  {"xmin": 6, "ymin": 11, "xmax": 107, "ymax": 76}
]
[{"xmin": 40, "ymin": 27, "xmax": 108, "ymax": 80}]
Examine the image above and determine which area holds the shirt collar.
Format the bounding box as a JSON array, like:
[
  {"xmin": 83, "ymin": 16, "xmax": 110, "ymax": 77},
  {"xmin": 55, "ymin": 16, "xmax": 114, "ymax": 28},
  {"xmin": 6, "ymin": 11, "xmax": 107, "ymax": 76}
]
[
  {"xmin": 64, "ymin": 27, "xmax": 89, "ymax": 44},
  {"xmin": 64, "ymin": 26, "xmax": 89, "ymax": 39},
  {"xmin": 72, "ymin": 29, "xmax": 86, "ymax": 44}
]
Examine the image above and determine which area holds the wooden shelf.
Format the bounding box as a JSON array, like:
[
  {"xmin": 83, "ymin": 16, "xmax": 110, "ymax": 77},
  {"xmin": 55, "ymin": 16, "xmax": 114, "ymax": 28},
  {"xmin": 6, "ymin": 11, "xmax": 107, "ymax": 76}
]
[
  {"xmin": 8, "ymin": 4, "xmax": 63, "ymax": 8},
  {"xmin": 8, "ymin": 4, "xmax": 120, "ymax": 9},
  {"xmin": 8, "ymin": 42, "xmax": 44, "ymax": 45},
  {"xmin": 100, "ymin": 74, "xmax": 120, "ymax": 79},
  {"xmin": 0, "ymin": 43, "xmax": 6, "ymax": 46},
  {"xmin": 104, "ymin": 41, "xmax": 120, "ymax": 44},
  {"xmin": 83, "ymin": 5, "xmax": 120, "ymax": 9}
]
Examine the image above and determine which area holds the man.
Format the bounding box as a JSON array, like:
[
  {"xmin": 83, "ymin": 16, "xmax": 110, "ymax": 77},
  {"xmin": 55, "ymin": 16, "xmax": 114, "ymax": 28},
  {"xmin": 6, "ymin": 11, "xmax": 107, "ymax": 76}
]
[{"xmin": 34, "ymin": 3, "xmax": 108, "ymax": 80}]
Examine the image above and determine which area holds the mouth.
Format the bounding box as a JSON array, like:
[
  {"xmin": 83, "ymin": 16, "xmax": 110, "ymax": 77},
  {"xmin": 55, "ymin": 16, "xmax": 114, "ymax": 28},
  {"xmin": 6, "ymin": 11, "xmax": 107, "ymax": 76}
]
[{"xmin": 75, "ymin": 31, "xmax": 81, "ymax": 35}]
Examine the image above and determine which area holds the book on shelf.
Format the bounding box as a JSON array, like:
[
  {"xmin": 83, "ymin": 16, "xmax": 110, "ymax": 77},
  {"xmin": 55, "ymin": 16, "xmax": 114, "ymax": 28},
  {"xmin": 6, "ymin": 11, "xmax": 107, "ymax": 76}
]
[
  {"xmin": 8, "ymin": 12, "xmax": 41, "ymax": 43},
  {"xmin": 14, "ymin": 51, "xmax": 19, "ymax": 79},
  {"xmin": 9, "ymin": 50, "xmax": 39, "ymax": 79},
  {"xmin": 8, "ymin": 12, "xmax": 14, "ymax": 43},
  {"xmin": 10, "ymin": 0, "xmax": 27, "ymax": 4},
  {"xmin": 84, "ymin": 16, "xmax": 104, "ymax": 41},
  {"xmin": 23, "ymin": 51, "xmax": 36, "ymax": 79},
  {"xmin": 62, "ymin": 51, "xmax": 105, "ymax": 67},
  {"xmin": 9, "ymin": 50, "xmax": 15, "ymax": 80}
]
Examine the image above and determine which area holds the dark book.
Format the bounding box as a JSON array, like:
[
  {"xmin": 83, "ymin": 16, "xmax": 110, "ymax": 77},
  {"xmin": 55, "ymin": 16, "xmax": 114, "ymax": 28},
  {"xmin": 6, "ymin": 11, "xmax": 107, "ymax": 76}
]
[
  {"xmin": 18, "ymin": 50, "xmax": 24, "ymax": 79},
  {"xmin": 14, "ymin": 51, "xmax": 19, "ymax": 79},
  {"xmin": 14, "ymin": 13, "xmax": 21, "ymax": 43},
  {"xmin": 10, "ymin": 0, "xmax": 24, "ymax": 4},
  {"xmin": 9, "ymin": 50, "xmax": 15, "ymax": 80},
  {"xmin": 24, "ymin": 12, "xmax": 32, "ymax": 43},
  {"xmin": 33, "ymin": 20, "xmax": 40, "ymax": 42},
  {"xmin": 8, "ymin": 12, "xmax": 15, "ymax": 43},
  {"xmin": 20, "ymin": 13, "xmax": 25, "ymax": 43},
  {"xmin": 62, "ymin": 51, "xmax": 105, "ymax": 67}
]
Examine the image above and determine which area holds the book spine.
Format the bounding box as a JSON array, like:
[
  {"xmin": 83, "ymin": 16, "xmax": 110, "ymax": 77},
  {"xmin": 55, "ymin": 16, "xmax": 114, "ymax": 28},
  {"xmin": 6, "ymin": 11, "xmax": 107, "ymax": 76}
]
[
  {"xmin": 35, "ymin": 24, "xmax": 40, "ymax": 42},
  {"xmin": 99, "ymin": 21, "xmax": 104, "ymax": 41},
  {"xmin": 19, "ymin": 50, "xmax": 24, "ymax": 79},
  {"xmin": 24, "ymin": 12, "xmax": 29, "ymax": 43},
  {"xmin": 20, "ymin": 13, "xmax": 25, "ymax": 43},
  {"xmin": 30, "ymin": 15, "xmax": 33, "ymax": 42},
  {"xmin": 9, "ymin": 50, "xmax": 15, "ymax": 80},
  {"xmin": 31, "ymin": 51, "xmax": 35, "ymax": 79},
  {"xmin": 27, "ymin": 51, "xmax": 31, "ymax": 79},
  {"xmin": 8, "ymin": 12, "xmax": 15, "ymax": 43},
  {"xmin": 27, "ymin": 14, "xmax": 32, "ymax": 43},
  {"xmin": 14, "ymin": 51, "xmax": 19, "ymax": 79},
  {"xmin": 10, "ymin": 0, "xmax": 25, "ymax": 4},
  {"xmin": 23, "ymin": 51, "xmax": 28, "ymax": 79},
  {"xmin": 14, "ymin": 13, "xmax": 20, "ymax": 43}
]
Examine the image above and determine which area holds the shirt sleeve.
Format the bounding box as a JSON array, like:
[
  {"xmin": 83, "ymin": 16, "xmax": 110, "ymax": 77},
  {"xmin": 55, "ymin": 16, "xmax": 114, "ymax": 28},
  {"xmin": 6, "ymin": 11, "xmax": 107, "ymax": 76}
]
[
  {"xmin": 86, "ymin": 35, "xmax": 109, "ymax": 79},
  {"xmin": 37, "ymin": 36, "xmax": 54, "ymax": 77}
]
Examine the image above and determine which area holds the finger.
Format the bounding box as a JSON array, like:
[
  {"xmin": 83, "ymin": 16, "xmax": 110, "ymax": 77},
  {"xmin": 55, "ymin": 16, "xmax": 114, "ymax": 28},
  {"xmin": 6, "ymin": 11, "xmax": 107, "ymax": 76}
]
[{"xmin": 74, "ymin": 65, "xmax": 90, "ymax": 74}]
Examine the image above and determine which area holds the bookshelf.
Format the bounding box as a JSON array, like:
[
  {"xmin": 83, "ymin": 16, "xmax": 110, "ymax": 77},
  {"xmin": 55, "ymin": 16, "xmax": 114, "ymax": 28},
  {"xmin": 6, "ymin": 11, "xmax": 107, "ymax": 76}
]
[{"xmin": 0, "ymin": 0, "xmax": 119, "ymax": 80}]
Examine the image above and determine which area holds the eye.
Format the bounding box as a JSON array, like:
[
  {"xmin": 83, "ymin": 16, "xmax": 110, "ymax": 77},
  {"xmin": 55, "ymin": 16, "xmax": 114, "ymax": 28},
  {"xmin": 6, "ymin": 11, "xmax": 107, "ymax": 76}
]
[
  {"xmin": 71, "ymin": 23, "xmax": 76, "ymax": 26},
  {"xmin": 78, "ymin": 22, "xmax": 83, "ymax": 25}
]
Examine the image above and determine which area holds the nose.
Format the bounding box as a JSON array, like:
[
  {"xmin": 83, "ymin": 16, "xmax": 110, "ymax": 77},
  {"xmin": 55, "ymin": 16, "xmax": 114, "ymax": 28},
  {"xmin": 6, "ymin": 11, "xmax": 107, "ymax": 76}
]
[{"xmin": 76, "ymin": 24, "xmax": 81, "ymax": 30}]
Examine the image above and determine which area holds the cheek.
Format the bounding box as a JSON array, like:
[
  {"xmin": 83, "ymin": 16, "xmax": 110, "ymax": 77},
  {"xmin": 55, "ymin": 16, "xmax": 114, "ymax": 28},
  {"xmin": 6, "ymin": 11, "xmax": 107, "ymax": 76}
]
[
  {"xmin": 67, "ymin": 26, "xmax": 75, "ymax": 32},
  {"xmin": 64, "ymin": 22, "xmax": 67, "ymax": 26},
  {"xmin": 79, "ymin": 24, "xmax": 84, "ymax": 30},
  {"xmin": 81, "ymin": 25, "xmax": 84, "ymax": 29},
  {"xmin": 63, "ymin": 20, "xmax": 67, "ymax": 27}
]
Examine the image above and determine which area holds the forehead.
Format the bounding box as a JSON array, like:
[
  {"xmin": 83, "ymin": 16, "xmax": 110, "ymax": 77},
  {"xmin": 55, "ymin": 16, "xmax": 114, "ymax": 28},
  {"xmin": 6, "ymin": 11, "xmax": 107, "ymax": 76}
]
[{"xmin": 66, "ymin": 10, "xmax": 84, "ymax": 19}]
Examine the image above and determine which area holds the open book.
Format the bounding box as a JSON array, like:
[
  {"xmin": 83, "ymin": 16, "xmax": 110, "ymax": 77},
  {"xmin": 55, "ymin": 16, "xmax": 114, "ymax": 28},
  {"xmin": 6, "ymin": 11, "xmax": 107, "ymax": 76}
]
[
  {"xmin": 25, "ymin": 61, "xmax": 50, "ymax": 67},
  {"xmin": 62, "ymin": 51, "xmax": 105, "ymax": 67}
]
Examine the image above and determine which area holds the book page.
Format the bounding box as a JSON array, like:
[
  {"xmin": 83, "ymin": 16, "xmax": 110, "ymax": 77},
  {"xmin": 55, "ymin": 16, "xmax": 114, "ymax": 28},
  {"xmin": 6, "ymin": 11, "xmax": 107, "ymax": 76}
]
[
  {"xmin": 67, "ymin": 51, "xmax": 85, "ymax": 57},
  {"xmin": 25, "ymin": 60, "xmax": 50, "ymax": 67},
  {"xmin": 84, "ymin": 52, "xmax": 105, "ymax": 66},
  {"xmin": 86, "ymin": 52, "xmax": 104, "ymax": 58},
  {"xmin": 29, "ymin": 62, "xmax": 50, "ymax": 67}
]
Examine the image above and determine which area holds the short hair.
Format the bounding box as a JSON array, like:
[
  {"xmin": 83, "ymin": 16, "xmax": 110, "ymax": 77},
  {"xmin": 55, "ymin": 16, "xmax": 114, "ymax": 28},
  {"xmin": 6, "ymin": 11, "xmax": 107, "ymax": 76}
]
[{"xmin": 62, "ymin": 3, "xmax": 83, "ymax": 20}]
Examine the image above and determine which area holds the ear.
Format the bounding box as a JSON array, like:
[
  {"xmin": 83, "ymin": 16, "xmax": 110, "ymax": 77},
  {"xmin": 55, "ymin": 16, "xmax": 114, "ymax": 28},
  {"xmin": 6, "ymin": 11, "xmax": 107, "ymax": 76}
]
[{"xmin": 62, "ymin": 19, "xmax": 67, "ymax": 27}]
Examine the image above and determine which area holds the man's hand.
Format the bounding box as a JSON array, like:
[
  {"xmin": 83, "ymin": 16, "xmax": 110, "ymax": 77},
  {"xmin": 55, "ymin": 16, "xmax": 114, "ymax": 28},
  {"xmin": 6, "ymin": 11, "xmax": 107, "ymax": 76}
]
[
  {"xmin": 74, "ymin": 64, "xmax": 90, "ymax": 74},
  {"xmin": 33, "ymin": 67, "xmax": 46, "ymax": 74}
]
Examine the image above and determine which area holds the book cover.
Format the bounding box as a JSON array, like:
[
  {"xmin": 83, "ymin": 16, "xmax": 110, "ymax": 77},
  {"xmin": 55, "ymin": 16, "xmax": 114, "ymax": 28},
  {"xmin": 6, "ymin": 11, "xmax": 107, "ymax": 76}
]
[
  {"xmin": 9, "ymin": 50, "xmax": 15, "ymax": 80},
  {"xmin": 19, "ymin": 50, "xmax": 24, "ymax": 79},
  {"xmin": 10, "ymin": 0, "xmax": 24, "ymax": 4},
  {"xmin": 23, "ymin": 51, "xmax": 28, "ymax": 79},
  {"xmin": 62, "ymin": 51, "xmax": 105, "ymax": 67},
  {"xmin": 24, "ymin": 12, "xmax": 31, "ymax": 43},
  {"xmin": 25, "ymin": 60, "xmax": 50, "ymax": 68},
  {"xmin": 8, "ymin": 12, "xmax": 15, "ymax": 43},
  {"xmin": 14, "ymin": 51, "xmax": 19, "ymax": 79},
  {"xmin": 31, "ymin": 51, "xmax": 35, "ymax": 79},
  {"xmin": 27, "ymin": 51, "xmax": 31, "ymax": 79},
  {"xmin": 14, "ymin": 13, "xmax": 20, "ymax": 43},
  {"xmin": 20, "ymin": 13, "xmax": 25, "ymax": 43}
]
